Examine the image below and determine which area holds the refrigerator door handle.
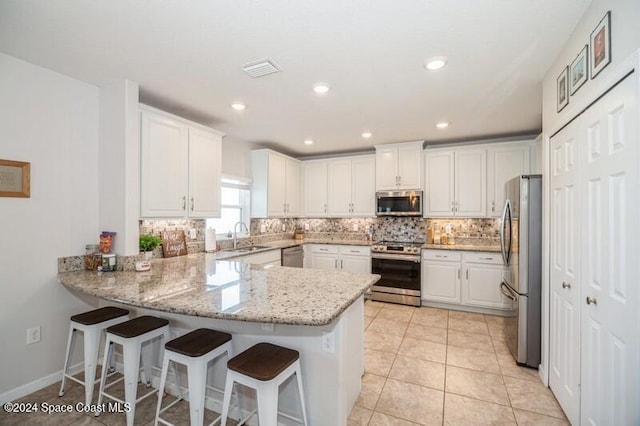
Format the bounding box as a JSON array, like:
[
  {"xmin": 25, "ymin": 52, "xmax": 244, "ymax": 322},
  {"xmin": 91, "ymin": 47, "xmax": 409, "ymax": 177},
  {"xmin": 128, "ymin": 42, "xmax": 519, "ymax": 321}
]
[
  {"xmin": 500, "ymin": 199, "xmax": 511, "ymax": 265},
  {"xmin": 500, "ymin": 281, "xmax": 516, "ymax": 301}
]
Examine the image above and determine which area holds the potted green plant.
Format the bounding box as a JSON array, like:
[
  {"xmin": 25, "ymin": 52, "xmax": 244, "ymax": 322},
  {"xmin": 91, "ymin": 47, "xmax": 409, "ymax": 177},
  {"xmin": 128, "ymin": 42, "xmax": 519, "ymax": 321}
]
[{"xmin": 139, "ymin": 234, "xmax": 162, "ymax": 260}]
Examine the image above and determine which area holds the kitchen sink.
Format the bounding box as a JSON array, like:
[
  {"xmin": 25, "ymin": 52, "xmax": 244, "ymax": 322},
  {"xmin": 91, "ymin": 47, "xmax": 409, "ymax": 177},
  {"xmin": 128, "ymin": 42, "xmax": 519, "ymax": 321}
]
[{"xmin": 227, "ymin": 245, "xmax": 271, "ymax": 253}]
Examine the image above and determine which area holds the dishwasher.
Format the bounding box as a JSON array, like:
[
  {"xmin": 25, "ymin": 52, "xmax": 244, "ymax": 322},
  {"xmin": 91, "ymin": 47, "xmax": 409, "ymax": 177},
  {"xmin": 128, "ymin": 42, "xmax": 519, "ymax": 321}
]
[{"xmin": 281, "ymin": 245, "xmax": 304, "ymax": 267}]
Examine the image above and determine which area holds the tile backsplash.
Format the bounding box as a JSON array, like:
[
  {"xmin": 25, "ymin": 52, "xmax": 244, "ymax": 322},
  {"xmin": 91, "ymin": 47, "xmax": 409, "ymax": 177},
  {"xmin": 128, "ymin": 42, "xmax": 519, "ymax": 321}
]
[{"xmin": 138, "ymin": 216, "xmax": 501, "ymax": 257}]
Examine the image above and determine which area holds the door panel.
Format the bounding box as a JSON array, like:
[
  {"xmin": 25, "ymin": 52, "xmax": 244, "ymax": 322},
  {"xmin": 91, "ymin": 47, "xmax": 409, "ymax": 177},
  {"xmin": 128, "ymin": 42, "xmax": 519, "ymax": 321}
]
[
  {"xmin": 549, "ymin": 120, "xmax": 581, "ymax": 425},
  {"xmin": 328, "ymin": 160, "xmax": 352, "ymax": 216},
  {"xmin": 455, "ymin": 148, "xmax": 486, "ymax": 217},
  {"xmin": 351, "ymin": 156, "xmax": 376, "ymax": 216},
  {"xmin": 421, "ymin": 261, "xmax": 460, "ymax": 303},
  {"xmin": 424, "ymin": 150, "xmax": 454, "ymax": 216},
  {"xmin": 579, "ymin": 76, "xmax": 638, "ymax": 426}
]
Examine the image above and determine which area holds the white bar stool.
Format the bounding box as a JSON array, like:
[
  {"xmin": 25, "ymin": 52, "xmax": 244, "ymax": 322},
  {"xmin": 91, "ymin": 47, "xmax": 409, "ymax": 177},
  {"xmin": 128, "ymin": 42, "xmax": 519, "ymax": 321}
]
[
  {"xmin": 154, "ymin": 328, "xmax": 233, "ymax": 426},
  {"xmin": 95, "ymin": 315, "xmax": 170, "ymax": 426},
  {"xmin": 58, "ymin": 306, "xmax": 130, "ymax": 405},
  {"xmin": 220, "ymin": 342, "xmax": 308, "ymax": 426}
]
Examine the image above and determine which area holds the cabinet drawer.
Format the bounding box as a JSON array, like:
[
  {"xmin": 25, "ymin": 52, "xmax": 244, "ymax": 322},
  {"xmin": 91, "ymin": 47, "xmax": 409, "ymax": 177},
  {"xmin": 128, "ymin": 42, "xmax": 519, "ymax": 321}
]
[
  {"xmin": 309, "ymin": 244, "xmax": 338, "ymax": 254},
  {"xmin": 338, "ymin": 245, "xmax": 370, "ymax": 256},
  {"xmin": 463, "ymin": 252, "xmax": 503, "ymax": 265},
  {"xmin": 422, "ymin": 250, "xmax": 461, "ymax": 262}
]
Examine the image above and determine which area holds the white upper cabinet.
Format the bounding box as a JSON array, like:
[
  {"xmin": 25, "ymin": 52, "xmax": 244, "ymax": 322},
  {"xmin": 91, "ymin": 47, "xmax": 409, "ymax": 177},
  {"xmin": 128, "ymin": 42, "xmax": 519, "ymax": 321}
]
[
  {"xmin": 140, "ymin": 106, "xmax": 223, "ymax": 218},
  {"xmin": 285, "ymin": 158, "xmax": 301, "ymax": 216},
  {"xmin": 486, "ymin": 141, "xmax": 530, "ymax": 217},
  {"xmin": 424, "ymin": 150, "xmax": 454, "ymax": 216},
  {"xmin": 455, "ymin": 148, "xmax": 486, "ymax": 217},
  {"xmin": 424, "ymin": 147, "xmax": 485, "ymax": 217},
  {"xmin": 350, "ymin": 156, "xmax": 376, "ymax": 216},
  {"xmin": 303, "ymin": 160, "xmax": 328, "ymax": 216},
  {"xmin": 251, "ymin": 150, "xmax": 301, "ymax": 218},
  {"xmin": 375, "ymin": 141, "xmax": 423, "ymax": 190},
  {"xmin": 188, "ymin": 127, "xmax": 222, "ymax": 217},
  {"xmin": 327, "ymin": 156, "xmax": 375, "ymax": 217}
]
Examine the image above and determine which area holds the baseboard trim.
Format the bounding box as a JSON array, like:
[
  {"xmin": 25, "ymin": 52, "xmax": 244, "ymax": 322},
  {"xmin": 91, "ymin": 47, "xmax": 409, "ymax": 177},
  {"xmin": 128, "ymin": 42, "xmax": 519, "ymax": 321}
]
[{"xmin": 0, "ymin": 362, "xmax": 83, "ymax": 404}]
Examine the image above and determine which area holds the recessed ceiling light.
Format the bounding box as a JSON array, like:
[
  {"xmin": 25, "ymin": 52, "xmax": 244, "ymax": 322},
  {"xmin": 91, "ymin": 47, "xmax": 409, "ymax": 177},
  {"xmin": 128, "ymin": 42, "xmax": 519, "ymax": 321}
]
[
  {"xmin": 436, "ymin": 121, "xmax": 449, "ymax": 129},
  {"xmin": 303, "ymin": 139, "xmax": 314, "ymax": 145},
  {"xmin": 313, "ymin": 83, "xmax": 330, "ymax": 94},
  {"xmin": 231, "ymin": 103, "xmax": 246, "ymax": 111},
  {"xmin": 361, "ymin": 132, "xmax": 372, "ymax": 139},
  {"xmin": 425, "ymin": 56, "xmax": 448, "ymax": 71}
]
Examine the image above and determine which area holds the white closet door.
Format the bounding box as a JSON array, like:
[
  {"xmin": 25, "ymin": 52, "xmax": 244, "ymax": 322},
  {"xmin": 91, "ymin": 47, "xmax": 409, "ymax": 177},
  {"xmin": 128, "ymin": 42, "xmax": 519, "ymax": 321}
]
[
  {"xmin": 549, "ymin": 119, "xmax": 581, "ymax": 425},
  {"xmin": 579, "ymin": 76, "xmax": 639, "ymax": 426}
]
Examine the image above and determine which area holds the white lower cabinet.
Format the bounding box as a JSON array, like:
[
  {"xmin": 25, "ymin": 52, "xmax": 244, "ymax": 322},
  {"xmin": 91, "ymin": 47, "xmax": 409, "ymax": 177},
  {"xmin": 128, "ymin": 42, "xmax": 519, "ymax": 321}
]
[
  {"xmin": 422, "ymin": 250, "xmax": 508, "ymax": 311},
  {"xmin": 421, "ymin": 251, "xmax": 461, "ymax": 304},
  {"xmin": 461, "ymin": 252, "xmax": 510, "ymax": 310},
  {"xmin": 306, "ymin": 244, "xmax": 371, "ymax": 273}
]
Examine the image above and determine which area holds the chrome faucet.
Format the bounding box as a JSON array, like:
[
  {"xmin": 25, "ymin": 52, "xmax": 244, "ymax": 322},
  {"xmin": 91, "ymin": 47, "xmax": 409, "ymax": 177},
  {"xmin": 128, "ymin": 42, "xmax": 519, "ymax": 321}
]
[{"xmin": 233, "ymin": 221, "xmax": 249, "ymax": 250}]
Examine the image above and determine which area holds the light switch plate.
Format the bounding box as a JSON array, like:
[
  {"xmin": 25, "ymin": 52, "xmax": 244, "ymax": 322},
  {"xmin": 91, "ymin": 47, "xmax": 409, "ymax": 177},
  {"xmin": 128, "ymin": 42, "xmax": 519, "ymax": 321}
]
[
  {"xmin": 304, "ymin": 223, "xmax": 310, "ymax": 231},
  {"xmin": 260, "ymin": 224, "xmax": 266, "ymax": 233},
  {"xmin": 189, "ymin": 228, "xmax": 197, "ymax": 239}
]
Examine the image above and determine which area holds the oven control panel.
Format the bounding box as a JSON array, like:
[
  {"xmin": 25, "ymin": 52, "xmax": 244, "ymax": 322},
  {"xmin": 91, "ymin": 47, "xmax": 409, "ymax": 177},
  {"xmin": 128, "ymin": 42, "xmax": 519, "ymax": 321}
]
[{"xmin": 372, "ymin": 244, "xmax": 422, "ymax": 254}]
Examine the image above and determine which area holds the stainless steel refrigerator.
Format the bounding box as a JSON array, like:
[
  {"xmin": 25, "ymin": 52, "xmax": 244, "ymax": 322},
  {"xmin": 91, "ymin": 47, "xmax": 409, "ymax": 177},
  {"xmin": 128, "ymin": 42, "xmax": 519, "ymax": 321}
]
[{"xmin": 499, "ymin": 175, "xmax": 542, "ymax": 368}]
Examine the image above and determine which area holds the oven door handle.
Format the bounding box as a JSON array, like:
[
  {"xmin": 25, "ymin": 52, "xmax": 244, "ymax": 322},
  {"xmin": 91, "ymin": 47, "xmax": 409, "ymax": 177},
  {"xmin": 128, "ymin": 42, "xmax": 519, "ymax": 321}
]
[{"xmin": 371, "ymin": 253, "xmax": 421, "ymax": 262}]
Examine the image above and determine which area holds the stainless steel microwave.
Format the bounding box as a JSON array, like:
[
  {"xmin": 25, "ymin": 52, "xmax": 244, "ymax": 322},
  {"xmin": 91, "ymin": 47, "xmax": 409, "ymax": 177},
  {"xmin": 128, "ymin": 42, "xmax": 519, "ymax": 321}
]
[{"xmin": 375, "ymin": 191, "xmax": 423, "ymax": 216}]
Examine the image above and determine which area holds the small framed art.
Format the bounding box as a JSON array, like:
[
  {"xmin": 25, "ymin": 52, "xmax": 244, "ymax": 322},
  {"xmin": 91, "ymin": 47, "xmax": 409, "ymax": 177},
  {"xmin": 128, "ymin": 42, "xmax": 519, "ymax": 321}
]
[
  {"xmin": 0, "ymin": 159, "xmax": 30, "ymax": 198},
  {"xmin": 557, "ymin": 66, "xmax": 569, "ymax": 113},
  {"xmin": 570, "ymin": 45, "xmax": 588, "ymax": 95},
  {"xmin": 590, "ymin": 11, "xmax": 611, "ymax": 79}
]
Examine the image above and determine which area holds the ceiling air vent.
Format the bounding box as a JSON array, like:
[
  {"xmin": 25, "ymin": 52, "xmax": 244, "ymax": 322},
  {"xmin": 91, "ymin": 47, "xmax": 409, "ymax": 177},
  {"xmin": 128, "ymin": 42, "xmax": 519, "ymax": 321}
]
[{"xmin": 242, "ymin": 59, "xmax": 282, "ymax": 78}]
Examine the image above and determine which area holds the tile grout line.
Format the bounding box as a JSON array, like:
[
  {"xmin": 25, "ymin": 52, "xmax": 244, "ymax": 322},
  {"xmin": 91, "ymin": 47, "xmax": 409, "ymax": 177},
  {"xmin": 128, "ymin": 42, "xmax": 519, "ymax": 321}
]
[{"xmin": 368, "ymin": 305, "xmax": 411, "ymax": 425}]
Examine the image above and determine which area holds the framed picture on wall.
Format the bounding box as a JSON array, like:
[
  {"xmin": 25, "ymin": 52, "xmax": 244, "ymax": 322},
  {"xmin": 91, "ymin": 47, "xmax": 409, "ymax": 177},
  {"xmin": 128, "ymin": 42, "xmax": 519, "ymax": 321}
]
[
  {"xmin": 557, "ymin": 66, "xmax": 569, "ymax": 112},
  {"xmin": 590, "ymin": 11, "xmax": 611, "ymax": 79},
  {"xmin": 570, "ymin": 45, "xmax": 588, "ymax": 95}
]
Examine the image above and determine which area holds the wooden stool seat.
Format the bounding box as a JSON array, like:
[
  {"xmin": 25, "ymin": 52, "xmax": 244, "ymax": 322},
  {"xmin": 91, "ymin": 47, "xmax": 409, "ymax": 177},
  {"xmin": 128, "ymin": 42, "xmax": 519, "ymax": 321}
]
[
  {"xmin": 155, "ymin": 328, "xmax": 234, "ymax": 426},
  {"xmin": 70, "ymin": 306, "xmax": 129, "ymax": 325},
  {"xmin": 59, "ymin": 306, "xmax": 131, "ymax": 405},
  {"xmin": 96, "ymin": 315, "xmax": 170, "ymax": 426},
  {"xmin": 228, "ymin": 342, "xmax": 299, "ymax": 382},
  {"xmin": 221, "ymin": 342, "xmax": 307, "ymax": 425},
  {"xmin": 165, "ymin": 327, "xmax": 232, "ymax": 357},
  {"xmin": 106, "ymin": 315, "xmax": 169, "ymax": 338}
]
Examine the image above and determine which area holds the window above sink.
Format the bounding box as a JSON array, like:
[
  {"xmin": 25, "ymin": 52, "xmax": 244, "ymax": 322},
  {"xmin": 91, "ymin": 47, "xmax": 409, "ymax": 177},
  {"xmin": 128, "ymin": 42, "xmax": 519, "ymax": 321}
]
[{"xmin": 207, "ymin": 175, "xmax": 251, "ymax": 238}]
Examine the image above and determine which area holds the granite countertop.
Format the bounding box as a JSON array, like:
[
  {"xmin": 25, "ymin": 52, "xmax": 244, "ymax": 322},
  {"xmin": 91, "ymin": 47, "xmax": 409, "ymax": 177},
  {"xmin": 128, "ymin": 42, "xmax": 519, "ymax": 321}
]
[
  {"xmin": 58, "ymin": 253, "xmax": 379, "ymax": 326},
  {"xmin": 421, "ymin": 244, "xmax": 501, "ymax": 253}
]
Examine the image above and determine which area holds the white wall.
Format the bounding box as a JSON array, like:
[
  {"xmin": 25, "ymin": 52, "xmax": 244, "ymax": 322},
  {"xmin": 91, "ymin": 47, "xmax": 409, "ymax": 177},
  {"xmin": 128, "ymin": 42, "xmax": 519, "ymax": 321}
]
[
  {"xmin": 0, "ymin": 53, "xmax": 99, "ymax": 397},
  {"xmin": 542, "ymin": 0, "xmax": 640, "ymax": 131},
  {"xmin": 99, "ymin": 80, "xmax": 140, "ymax": 255},
  {"xmin": 221, "ymin": 135, "xmax": 257, "ymax": 179}
]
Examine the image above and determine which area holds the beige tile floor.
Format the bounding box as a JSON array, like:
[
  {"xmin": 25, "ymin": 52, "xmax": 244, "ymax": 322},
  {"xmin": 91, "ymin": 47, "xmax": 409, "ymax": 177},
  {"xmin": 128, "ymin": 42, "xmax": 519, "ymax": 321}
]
[
  {"xmin": 0, "ymin": 301, "xmax": 568, "ymax": 426},
  {"xmin": 350, "ymin": 300, "xmax": 569, "ymax": 426},
  {"xmin": 0, "ymin": 369, "xmax": 239, "ymax": 426}
]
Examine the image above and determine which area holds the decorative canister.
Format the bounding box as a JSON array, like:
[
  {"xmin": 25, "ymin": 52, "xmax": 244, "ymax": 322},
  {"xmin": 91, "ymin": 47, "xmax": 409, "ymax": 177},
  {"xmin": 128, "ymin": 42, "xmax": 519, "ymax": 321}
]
[
  {"xmin": 85, "ymin": 244, "xmax": 100, "ymax": 270},
  {"xmin": 101, "ymin": 254, "xmax": 117, "ymax": 272}
]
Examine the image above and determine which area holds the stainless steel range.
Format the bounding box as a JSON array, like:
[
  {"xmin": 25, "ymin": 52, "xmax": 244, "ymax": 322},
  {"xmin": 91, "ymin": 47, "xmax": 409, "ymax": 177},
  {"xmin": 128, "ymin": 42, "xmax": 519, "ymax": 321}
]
[{"xmin": 370, "ymin": 241, "xmax": 422, "ymax": 306}]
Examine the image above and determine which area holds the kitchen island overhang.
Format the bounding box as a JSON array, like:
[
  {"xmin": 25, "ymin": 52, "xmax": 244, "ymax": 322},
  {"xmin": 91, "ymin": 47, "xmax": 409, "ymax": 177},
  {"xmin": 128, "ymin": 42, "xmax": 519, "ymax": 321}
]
[{"xmin": 58, "ymin": 253, "xmax": 379, "ymax": 425}]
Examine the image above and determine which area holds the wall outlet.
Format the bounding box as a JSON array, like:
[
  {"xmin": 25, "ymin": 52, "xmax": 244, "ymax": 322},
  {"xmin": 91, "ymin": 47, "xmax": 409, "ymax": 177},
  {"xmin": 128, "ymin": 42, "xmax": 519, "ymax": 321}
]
[
  {"xmin": 282, "ymin": 224, "xmax": 286, "ymax": 232},
  {"xmin": 26, "ymin": 326, "xmax": 41, "ymax": 345},
  {"xmin": 352, "ymin": 224, "xmax": 359, "ymax": 232},
  {"xmin": 321, "ymin": 332, "xmax": 335, "ymax": 353},
  {"xmin": 260, "ymin": 224, "xmax": 266, "ymax": 233},
  {"xmin": 189, "ymin": 228, "xmax": 197, "ymax": 239},
  {"xmin": 304, "ymin": 223, "xmax": 310, "ymax": 231}
]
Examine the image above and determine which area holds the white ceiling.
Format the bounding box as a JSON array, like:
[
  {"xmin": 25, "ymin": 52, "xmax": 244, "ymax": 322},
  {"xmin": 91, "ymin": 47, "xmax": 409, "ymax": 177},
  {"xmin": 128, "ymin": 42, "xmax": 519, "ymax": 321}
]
[{"xmin": 0, "ymin": 0, "xmax": 591, "ymax": 156}]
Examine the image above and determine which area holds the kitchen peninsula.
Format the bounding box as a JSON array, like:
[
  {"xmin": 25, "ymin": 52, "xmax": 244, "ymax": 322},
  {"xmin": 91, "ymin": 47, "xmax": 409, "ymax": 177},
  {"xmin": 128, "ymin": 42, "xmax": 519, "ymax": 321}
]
[{"xmin": 58, "ymin": 253, "xmax": 379, "ymax": 425}]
